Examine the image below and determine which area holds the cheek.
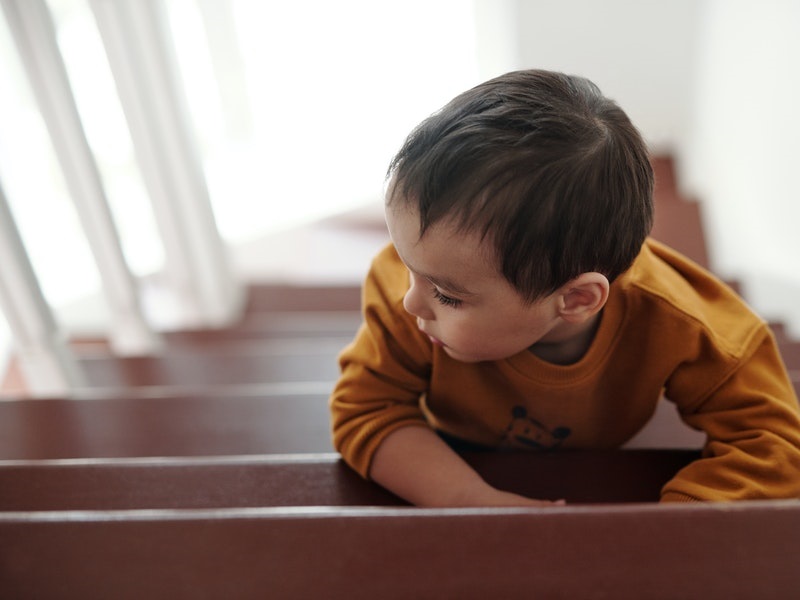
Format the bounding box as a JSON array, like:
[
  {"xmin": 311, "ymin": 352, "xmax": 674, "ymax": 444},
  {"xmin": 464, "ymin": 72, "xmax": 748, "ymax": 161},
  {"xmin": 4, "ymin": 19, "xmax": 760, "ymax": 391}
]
[
  {"xmin": 449, "ymin": 312, "xmax": 542, "ymax": 353},
  {"xmin": 439, "ymin": 314, "xmax": 494, "ymax": 347}
]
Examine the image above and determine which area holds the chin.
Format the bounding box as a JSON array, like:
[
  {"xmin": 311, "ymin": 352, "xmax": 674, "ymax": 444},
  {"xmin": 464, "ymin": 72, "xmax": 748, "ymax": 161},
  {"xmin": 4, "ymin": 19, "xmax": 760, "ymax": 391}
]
[
  {"xmin": 443, "ymin": 347, "xmax": 475, "ymax": 362},
  {"xmin": 446, "ymin": 341, "xmax": 532, "ymax": 363},
  {"xmin": 444, "ymin": 347, "xmax": 500, "ymax": 364}
]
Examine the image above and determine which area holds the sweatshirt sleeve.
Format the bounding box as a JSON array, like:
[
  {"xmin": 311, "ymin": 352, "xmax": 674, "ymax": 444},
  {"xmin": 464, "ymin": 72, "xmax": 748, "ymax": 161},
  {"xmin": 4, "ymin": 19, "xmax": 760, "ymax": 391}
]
[
  {"xmin": 330, "ymin": 246, "xmax": 433, "ymax": 479},
  {"xmin": 661, "ymin": 328, "xmax": 800, "ymax": 502}
]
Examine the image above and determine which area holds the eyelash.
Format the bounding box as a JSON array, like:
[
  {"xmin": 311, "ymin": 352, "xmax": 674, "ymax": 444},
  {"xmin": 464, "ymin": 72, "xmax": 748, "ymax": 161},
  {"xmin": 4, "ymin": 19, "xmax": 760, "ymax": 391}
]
[{"xmin": 432, "ymin": 288, "xmax": 462, "ymax": 308}]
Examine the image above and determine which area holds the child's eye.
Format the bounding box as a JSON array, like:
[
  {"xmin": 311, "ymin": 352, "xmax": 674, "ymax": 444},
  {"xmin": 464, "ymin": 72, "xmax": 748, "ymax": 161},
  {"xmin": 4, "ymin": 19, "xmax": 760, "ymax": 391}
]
[{"xmin": 432, "ymin": 288, "xmax": 462, "ymax": 308}]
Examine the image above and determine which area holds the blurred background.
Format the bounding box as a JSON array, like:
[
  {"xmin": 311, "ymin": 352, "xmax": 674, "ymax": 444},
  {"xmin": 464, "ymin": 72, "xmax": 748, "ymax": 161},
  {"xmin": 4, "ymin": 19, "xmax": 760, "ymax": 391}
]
[{"xmin": 1, "ymin": 0, "xmax": 799, "ymax": 377}]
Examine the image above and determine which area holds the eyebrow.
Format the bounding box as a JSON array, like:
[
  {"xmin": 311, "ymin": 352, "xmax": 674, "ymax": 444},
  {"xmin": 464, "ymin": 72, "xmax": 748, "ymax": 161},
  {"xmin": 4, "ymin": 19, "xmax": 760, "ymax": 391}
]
[
  {"xmin": 424, "ymin": 273, "xmax": 476, "ymax": 297},
  {"xmin": 394, "ymin": 246, "xmax": 477, "ymax": 296},
  {"xmin": 404, "ymin": 259, "xmax": 476, "ymax": 296}
]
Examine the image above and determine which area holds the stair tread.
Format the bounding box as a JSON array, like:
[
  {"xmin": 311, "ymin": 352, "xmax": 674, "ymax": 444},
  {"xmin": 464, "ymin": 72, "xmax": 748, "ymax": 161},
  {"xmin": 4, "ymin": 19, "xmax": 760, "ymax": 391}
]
[
  {"xmin": 651, "ymin": 155, "xmax": 678, "ymax": 199},
  {"xmin": 245, "ymin": 284, "xmax": 362, "ymax": 312},
  {"xmin": 650, "ymin": 197, "xmax": 709, "ymax": 267},
  {"xmin": 0, "ymin": 394, "xmax": 334, "ymax": 460},
  {"xmin": 75, "ymin": 342, "xmax": 343, "ymax": 388},
  {"xmin": 778, "ymin": 341, "xmax": 800, "ymax": 368},
  {"xmin": 0, "ymin": 449, "xmax": 699, "ymax": 510},
  {"xmin": 1, "ymin": 498, "xmax": 797, "ymax": 600},
  {"xmin": 162, "ymin": 311, "xmax": 361, "ymax": 343}
]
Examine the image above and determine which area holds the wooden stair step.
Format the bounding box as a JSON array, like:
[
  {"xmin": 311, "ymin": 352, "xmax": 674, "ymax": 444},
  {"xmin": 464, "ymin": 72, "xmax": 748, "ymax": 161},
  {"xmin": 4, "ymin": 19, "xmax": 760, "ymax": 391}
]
[
  {"xmin": 651, "ymin": 155, "xmax": 678, "ymax": 200},
  {"xmin": 0, "ymin": 394, "xmax": 334, "ymax": 460},
  {"xmin": 770, "ymin": 321, "xmax": 793, "ymax": 343},
  {"xmin": 3, "ymin": 383, "xmax": 793, "ymax": 463},
  {"xmin": 778, "ymin": 340, "xmax": 800, "ymax": 368},
  {"xmin": 2, "ymin": 500, "xmax": 798, "ymax": 599},
  {"xmin": 74, "ymin": 340, "xmax": 343, "ymax": 389},
  {"xmin": 2, "ymin": 388, "xmax": 724, "ymax": 463},
  {"xmin": 69, "ymin": 313, "xmax": 362, "ymax": 350},
  {"xmin": 0, "ymin": 455, "xmax": 396, "ymax": 512},
  {"xmin": 650, "ymin": 197, "xmax": 709, "ymax": 268},
  {"xmin": 162, "ymin": 312, "xmax": 361, "ymax": 343},
  {"xmin": 649, "ymin": 155, "xmax": 710, "ymax": 267},
  {"xmin": 245, "ymin": 284, "xmax": 362, "ymax": 313},
  {"xmin": 0, "ymin": 450, "xmax": 700, "ymax": 511}
]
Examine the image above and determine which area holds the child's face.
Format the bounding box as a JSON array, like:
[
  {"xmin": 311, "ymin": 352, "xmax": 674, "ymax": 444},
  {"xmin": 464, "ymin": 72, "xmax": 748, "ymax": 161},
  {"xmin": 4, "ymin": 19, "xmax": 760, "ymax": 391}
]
[{"xmin": 385, "ymin": 201, "xmax": 564, "ymax": 363}]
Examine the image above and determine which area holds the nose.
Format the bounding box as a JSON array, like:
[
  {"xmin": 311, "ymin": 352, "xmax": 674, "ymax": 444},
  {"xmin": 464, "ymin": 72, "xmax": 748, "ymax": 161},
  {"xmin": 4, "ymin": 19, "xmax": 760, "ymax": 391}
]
[{"xmin": 403, "ymin": 274, "xmax": 435, "ymax": 320}]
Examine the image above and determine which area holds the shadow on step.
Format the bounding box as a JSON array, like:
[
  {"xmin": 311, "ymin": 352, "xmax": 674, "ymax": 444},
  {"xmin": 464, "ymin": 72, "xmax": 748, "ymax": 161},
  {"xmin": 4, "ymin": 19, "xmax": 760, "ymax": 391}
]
[{"xmin": 0, "ymin": 450, "xmax": 702, "ymax": 511}]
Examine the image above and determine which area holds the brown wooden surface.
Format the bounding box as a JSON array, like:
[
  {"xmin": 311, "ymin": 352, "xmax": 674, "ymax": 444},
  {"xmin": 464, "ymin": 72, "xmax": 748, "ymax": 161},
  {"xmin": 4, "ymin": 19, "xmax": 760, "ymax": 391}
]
[
  {"xmin": 778, "ymin": 340, "xmax": 800, "ymax": 368},
  {"xmin": 2, "ymin": 500, "xmax": 799, "ymax": 600},
  {"xmin": 0, "ymin": 394, "xmax": 335, "ymax": 460},
  {"xmin": 244, "ymin": 284, "xmax": 363, "ymax": 312},
  {"xmin": 0, "ymin": 455, "xmax": 399, "ymax": 511},
  {"xmin": 0, "ymin": 450, "xmax": 702, "ymax": 511},
  {"xmin": 162, "ymin": 311, "xmax": 362, "ymax": 343},
  {"xmin": 651, "ymin": 155, "xmax": 677, "ymax": 198},
  {"xmin": 75, "ymin": 342, "xmax": 343, "ymax": 388},
  {"xmin": 650, "ymin": 199, "xmax": 709, "ymax": 268}
]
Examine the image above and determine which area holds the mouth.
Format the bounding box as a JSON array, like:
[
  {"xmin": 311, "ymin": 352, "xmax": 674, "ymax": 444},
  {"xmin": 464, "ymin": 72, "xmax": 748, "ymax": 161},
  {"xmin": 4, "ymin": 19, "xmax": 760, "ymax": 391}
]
[
  {"xmin": 418, "ymin": 319, "xmax": 445, "ymax": 347},
  {"xmin": 427, "ymin": 334, "xmax": 445, "ymax": 347}
]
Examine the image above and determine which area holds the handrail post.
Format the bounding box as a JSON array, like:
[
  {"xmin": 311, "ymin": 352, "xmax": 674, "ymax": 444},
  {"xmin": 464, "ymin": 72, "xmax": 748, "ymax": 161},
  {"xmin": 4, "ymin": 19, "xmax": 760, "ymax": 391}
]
[
  {"xmin": 195, "ymin": 0, "xmax": 253, "ymax": 139},
  {"xmin": 0, "ymin": 182, "xmax": 85, "ymax": 397},
  {"xmin": 0, "ymin": 0, "xmax": 161, "ymax": 355},
  {"xmin": 89, "ymin": 0, "xmax": 245, "ymax": 328}
]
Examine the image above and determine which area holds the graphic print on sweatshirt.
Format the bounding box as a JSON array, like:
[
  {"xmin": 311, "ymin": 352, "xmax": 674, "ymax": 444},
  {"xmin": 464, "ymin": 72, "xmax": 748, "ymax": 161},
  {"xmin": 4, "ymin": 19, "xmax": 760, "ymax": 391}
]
[{"xmin": 502, "ymin": 405, "xmax": 571, "ymax": 450}]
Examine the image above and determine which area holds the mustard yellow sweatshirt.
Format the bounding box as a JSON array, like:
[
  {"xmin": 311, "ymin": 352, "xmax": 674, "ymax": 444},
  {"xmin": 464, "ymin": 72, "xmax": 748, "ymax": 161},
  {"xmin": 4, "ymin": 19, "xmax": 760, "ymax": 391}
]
[{"xmin": 330, "ymin": 239, "xmax": 800, "ymax": 502}]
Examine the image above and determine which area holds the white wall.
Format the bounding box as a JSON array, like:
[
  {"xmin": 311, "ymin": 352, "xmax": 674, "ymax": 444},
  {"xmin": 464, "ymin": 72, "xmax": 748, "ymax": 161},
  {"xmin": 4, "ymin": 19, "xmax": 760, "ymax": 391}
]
[
  {"xmin": 512, "ymin": 0, "xmax": 701, "ymax": 152},
  {"xmin": 683, "ymin": 0, "xmax": 800, "ymax": 334}
]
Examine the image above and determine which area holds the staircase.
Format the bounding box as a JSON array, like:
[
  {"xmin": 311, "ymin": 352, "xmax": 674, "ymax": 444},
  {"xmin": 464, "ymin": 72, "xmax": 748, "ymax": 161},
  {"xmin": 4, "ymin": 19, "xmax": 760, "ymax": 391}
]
[{"xmin": 1, "ymin": 157, "xmax": 799, "ymax": 599}]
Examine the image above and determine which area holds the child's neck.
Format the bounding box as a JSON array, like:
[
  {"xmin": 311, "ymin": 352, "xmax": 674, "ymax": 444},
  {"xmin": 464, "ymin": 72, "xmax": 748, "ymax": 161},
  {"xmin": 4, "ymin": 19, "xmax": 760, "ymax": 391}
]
[{"xmin": 529, "ymin": 312, "xmax": 603, "ymax": 365}]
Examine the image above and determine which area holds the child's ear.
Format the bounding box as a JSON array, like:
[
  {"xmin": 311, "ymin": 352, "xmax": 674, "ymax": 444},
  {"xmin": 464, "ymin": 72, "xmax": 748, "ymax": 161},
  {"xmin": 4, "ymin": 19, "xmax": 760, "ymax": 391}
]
[{"xmin": 556, "ymin": 272, "xmax": 609, "ymax": 323}]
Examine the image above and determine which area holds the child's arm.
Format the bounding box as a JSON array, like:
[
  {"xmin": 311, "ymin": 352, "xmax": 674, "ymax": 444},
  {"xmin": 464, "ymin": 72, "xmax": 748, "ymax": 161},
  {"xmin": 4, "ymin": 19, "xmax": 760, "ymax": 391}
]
[
  {"xmin": 661, "ymin": 330, "xmax": 800, "ymax": 501},
  {"xmin": 370, "ymin": 425, "xmax": 562, "ymax": 507}
]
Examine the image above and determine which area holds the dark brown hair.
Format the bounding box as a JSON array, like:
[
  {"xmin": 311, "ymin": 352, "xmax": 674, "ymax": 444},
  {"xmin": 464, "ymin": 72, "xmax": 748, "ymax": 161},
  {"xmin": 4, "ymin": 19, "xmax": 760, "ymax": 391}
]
[{"xmin": 387, "ymin": 69, "xmax": 654, "ymax": 302}]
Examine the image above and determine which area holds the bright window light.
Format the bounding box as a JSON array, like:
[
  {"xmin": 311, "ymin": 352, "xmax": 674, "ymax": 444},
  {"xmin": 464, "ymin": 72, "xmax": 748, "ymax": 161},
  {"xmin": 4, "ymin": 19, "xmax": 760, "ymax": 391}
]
[{"xmin": 0, "ymin": 0, "xmax": 480, "ymax": 314}]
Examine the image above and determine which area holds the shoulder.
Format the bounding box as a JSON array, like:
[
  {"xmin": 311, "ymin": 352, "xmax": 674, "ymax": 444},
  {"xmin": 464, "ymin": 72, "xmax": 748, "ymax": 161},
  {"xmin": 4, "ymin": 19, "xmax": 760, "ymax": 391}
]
[
  {"xmin": 349, "ymin": 243, "xmax": 431, "ymax": 370},
  {"xmin": 617, "ymin": 238, "xmax": 768, "ymax": 358}
]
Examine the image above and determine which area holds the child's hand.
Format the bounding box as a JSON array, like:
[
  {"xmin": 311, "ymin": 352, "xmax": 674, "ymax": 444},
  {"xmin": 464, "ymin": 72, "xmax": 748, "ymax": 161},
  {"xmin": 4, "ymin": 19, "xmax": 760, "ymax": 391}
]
[{"xmin": 370, "ymin": 426, "xmax": 569, "ymax": 508}]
